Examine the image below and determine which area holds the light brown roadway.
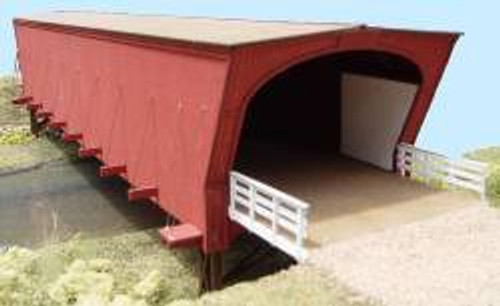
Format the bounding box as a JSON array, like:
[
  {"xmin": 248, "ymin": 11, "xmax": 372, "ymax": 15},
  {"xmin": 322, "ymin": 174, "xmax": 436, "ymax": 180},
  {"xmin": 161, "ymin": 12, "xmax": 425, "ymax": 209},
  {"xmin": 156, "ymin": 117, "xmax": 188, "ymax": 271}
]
[{"xmin": 235, "ymin": 141, "xmax": 479, "ymax": 248}]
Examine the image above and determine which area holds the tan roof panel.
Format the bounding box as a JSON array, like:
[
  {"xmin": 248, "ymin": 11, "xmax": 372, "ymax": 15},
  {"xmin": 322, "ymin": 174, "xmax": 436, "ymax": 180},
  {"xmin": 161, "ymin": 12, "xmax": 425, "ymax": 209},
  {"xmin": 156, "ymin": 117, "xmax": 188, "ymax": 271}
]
[{"xmin": 18, "ymin": 11, "xmax": 361, "ymax": 46}]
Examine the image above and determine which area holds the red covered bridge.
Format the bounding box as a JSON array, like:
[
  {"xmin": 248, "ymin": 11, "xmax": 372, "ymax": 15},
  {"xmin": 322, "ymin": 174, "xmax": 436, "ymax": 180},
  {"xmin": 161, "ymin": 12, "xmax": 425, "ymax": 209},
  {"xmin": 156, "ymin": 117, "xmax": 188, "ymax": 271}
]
[{"xmin": 14, "ymin": 11, "xmax": 483, "ymax": 288}]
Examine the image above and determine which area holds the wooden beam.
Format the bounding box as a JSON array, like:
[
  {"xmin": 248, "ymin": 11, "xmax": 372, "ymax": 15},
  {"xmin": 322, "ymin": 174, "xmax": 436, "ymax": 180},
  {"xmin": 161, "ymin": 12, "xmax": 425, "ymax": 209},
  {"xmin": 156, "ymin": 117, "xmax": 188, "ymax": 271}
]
[
  {"xmin": 36, "ymin": 111, "xmax": 53, "ymax": 119},
  {"xmin": 47, "ymin": 121, "xmax": 67, "ymax": 129},
  {"xmin": 99, "ymin": 165, "xmax": 127, "ymax": 177},
  {"xmin": 158, "ymin": 223, "xmax": 202, "ymax": 248},
  {"xmin": 26, "ymin": 103, "xmax": 42, "ymax": 111},
  {"xmin": 12, "ymin": 96, "xmax": 33, "ymax": 105},
  {"xmin": 128, "ymin": 186, "xmax": 158, "ymax": 201},
  {"xmin": 78, "ymin": 147, "xmax": 102, "ymax": 158},
  {"xmin": 63, "ymin": 132, "xmax": 83, "ymax": 142}
]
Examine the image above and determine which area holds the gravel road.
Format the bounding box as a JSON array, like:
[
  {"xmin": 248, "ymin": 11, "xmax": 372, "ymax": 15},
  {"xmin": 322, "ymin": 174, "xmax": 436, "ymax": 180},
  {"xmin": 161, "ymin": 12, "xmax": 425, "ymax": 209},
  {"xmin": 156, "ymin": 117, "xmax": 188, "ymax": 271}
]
[{"xmin": 308, "ymin": 204, "xmax": 500, "ymax": 306}]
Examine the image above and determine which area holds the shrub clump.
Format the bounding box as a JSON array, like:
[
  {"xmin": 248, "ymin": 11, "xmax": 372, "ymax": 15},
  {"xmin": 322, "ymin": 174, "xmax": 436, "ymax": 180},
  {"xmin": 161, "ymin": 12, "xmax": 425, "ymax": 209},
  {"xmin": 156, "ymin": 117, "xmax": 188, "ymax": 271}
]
[
  {"xmin": 0, "ymin": 126, "xmax": 34, "ymax": 145},
  {"xmin": 0, "ymin": 231, "xmax": 198, "ymax": 306},
  {"xmin": 47, "ymin": 259, "xmax": 115, "ymax": 305},
  {"xmin": 465, "ymin": 147, "xmax": 500, "ymax": 203},
  {"xmin": 486, "ymin": 166, "xmax": 500, "ymax": 201},
  {"xmin": 0, "ymin": 247, "xmax": 47, "ymax": 306}
]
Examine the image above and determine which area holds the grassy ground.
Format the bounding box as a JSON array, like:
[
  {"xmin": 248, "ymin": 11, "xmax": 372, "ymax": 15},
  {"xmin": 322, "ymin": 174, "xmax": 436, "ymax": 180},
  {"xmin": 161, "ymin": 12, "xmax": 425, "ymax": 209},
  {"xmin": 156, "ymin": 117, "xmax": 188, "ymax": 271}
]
[
  {"xmin": 0, "ymin": 76, "xmax": 26, "ymax": 126},
  {"xmin": 465, "ymin": 147, "xmax": 500, "ymax": 205},
  {"xmin": 0, "ymin": 232, "xmax": 374, "ymax": 306},
  {"xmin": 170, "ymin": 266, "xmax": 374, "ymax": 306}
]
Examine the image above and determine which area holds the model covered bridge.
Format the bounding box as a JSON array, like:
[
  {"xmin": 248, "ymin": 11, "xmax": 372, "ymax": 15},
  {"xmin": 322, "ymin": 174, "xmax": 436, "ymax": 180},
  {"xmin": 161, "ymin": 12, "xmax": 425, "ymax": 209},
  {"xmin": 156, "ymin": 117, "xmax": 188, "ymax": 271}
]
[{"xmin": 13, "ymin": 11, "xmax": 487, "ymax": 286}]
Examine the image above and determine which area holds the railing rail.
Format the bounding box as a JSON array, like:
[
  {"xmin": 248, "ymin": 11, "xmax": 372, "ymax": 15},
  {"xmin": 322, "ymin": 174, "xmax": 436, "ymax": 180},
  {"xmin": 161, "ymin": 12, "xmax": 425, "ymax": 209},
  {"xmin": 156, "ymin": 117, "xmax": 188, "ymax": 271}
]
[
  {"xmin": 396, "ymin": 143, "xmax": 489, "ymax": 200},
  {"xmin": 229, "ymin": 171, "xmax": 310, "ymax": 262}
]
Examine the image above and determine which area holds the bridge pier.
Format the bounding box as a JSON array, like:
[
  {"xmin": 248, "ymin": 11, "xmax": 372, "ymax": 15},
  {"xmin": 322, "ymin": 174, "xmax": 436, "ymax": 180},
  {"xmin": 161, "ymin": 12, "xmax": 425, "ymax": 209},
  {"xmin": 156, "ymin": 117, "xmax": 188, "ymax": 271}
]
[
  {"xmin": 29, "ymin": 108, "xmax": 46, "ymax": 137},
  {"xmin": 200, "ymin": 251, "xmax": 224, "ymax": 292}
]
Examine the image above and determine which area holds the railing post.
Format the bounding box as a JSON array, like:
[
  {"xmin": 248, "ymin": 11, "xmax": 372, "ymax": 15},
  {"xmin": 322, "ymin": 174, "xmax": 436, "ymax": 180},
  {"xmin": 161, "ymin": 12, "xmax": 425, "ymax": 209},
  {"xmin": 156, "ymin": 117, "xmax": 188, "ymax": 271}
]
[
  {"xmin": 396, "ymin": 145, "xmax": 404, "ymax": 176},
  {"xmin": 250, "ymin": 184, "xmax": 256, "ymax": 227},
  {"xmin": 424, "ymin": 153, "xmax": 430, "ymax": 184},
  {"xmin": 296, "ymin": 207, "xmax": 305, "ymax": 246},
  {"xmin": 272, "ymin": 198, "xmax": 278, "ymax": 236},
  {"xmin": 480, "ymin": 174, "xmax": 487, "ymax": 203},
  {"xmin": 229, "ymin": 176, "xmax": 235, "ymax": 212},
  {"xmin": 404, "ymin": 147, "xmax": 411, "ymax": 177}
]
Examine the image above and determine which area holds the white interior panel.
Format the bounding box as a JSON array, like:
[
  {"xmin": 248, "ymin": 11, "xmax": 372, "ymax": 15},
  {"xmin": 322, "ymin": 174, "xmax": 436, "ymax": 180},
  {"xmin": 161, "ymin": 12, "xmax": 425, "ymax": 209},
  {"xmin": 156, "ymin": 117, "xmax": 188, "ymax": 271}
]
[{"xmin": 341, "ymin": 73, "xmax": 418, "ymax": 170}]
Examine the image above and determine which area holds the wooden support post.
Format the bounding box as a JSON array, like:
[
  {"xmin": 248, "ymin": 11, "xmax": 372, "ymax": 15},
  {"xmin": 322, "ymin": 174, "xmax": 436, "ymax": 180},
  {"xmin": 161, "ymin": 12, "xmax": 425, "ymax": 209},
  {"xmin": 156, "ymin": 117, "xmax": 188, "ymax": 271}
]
[
  {"xmin": 200, "ymin": 252, "xmax": 224, "ymax": 292},
  {"xmin": 36, "ymin": 111, "xmax": 53, "ymax": 119},
  {"xmin": 29, "ymin": 109, "xmax": 44, "ymax": 137},
  {"xmin": 99, "ymin": 165, "xmax": 127, "ymax": 177},
  {"xmin": 63, "ymin": 132, "xmax": 83, "ymax": 142},
  {"xmin": 78, "ymin": 147, "xmax": 102, "ymax": 158},
  {"xmin": 26, "ymin": 103, "xmax": 42, "ymax": 112},
  {"xmin": 12, "ymin": 96, "xmax": 33, "ymax": 105},
  {"xmin": 47, "ymin": 121, "xmax": 67, "ymax": 129},
  {"xmin": 128, "ymin": 186, "xmax": 158, "ymax": 201}
]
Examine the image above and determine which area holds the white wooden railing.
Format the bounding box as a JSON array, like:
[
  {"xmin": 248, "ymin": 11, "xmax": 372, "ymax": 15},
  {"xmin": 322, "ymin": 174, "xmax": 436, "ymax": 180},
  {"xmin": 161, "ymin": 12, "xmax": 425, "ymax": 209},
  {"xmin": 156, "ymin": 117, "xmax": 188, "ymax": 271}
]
[
  {"xmin": 396, "ymin": 143, "xmax": 489, "ymax": 200},
  {"xmin": 229, "ymin": 171, "xmax": 310, "ymax": 262}
]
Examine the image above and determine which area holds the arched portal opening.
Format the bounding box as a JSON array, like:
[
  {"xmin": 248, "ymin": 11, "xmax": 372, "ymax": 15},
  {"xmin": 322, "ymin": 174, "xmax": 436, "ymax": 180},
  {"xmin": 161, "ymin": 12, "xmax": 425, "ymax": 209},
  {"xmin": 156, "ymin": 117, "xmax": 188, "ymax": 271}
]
[
  {"xmin": 235, "ymin": 51, "xmax": 422, "ymax": 173},
  {"xmin": 232, "ymin": 51, "xmax": 431, "ymax": 248}
]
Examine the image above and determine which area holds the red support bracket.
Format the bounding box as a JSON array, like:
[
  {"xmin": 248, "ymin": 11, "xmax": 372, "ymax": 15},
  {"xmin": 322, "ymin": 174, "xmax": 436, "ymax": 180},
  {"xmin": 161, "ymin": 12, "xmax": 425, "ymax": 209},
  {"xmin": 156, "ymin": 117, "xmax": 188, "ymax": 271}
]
[
  {"xmin": 99, "ymin": 165, "xmax": 127, "ymax": 177},
  {"xmin": 78, "ymin": 147, "xmax": 102, "ymax": 158},
  {"xmin": 128, "ymin": 186, "xmax": 158, "ymax": 201},
  {"xmin": 36, "ymin": 111, "xmax": 53, "ymax": 119},
  {"xmin": 159, "ymin": 224, "xmax": 202, "ymax": 248},
  {"xmin": 63, "ymin": 132, "xmax": 83, "ymax": 142},
  {"xmin": 48, "ymin": 121, "xmax": 67, "ymax": 129},
  {"xmin": 26, "ymin": 103, "xmax": 42, "ymax": 111},
  {"xmin": 12, "ymin": 96, "xmax": 33, "ymax": 105}
]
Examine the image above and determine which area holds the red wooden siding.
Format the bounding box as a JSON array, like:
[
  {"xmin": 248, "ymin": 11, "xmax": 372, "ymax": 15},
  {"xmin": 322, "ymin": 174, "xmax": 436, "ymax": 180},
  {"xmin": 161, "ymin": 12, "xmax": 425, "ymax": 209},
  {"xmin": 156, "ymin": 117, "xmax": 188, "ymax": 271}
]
[{"xmin": 15, "ymin": 23, "xmax": 230, "ymax": 249}]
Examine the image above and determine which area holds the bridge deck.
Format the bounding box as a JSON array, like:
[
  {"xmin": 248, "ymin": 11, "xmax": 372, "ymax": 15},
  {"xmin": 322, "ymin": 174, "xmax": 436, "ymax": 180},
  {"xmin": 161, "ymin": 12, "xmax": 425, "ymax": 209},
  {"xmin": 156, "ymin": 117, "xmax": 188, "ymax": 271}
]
[{"xmin": 235, "ymin": 142, "xmax": 478, "ymax": 249}]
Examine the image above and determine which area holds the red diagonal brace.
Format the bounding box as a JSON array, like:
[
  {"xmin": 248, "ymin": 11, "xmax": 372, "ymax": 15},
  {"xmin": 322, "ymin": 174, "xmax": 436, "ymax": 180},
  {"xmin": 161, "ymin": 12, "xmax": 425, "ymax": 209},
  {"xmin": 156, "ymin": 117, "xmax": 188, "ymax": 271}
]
[
  {"xmin": 36, "ymin": 111, "xmax": 53, "ymax": 119},
  {"xmin": 48, "ymin": 121, "xmax": 67, "ymax": 129},
  {"xmin": 99, "ymin": 165, "xmax": 127, "ymax": 177},
  {"xmin": 159, "ymin": 224, "xmax": 202, "ymax": 248},
  {"xmin": 128, "ymin": 186, "xmax": 158, "ymax": 201},
  {"xmin": 78, "ymin": 147, "xmax": 102, "ymax": 158},
  {"xmin": 26, "ymin": 103, "xmax": 42, "ymax": 111},
  {"xmin": 12, "ymin": 96, "xmax": 33, "ymax": 105},
  {"xmin": 63, "ymin": 132, "xmax": 83, "ymax": 142}
]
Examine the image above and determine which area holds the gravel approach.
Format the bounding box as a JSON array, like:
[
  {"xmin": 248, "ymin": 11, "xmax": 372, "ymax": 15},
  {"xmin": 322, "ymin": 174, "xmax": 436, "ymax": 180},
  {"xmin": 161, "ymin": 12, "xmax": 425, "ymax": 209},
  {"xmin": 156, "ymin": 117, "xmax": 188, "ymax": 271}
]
[{"xmin": 308, "ymin": 204, "xmax": 500, "ymax": 306}]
